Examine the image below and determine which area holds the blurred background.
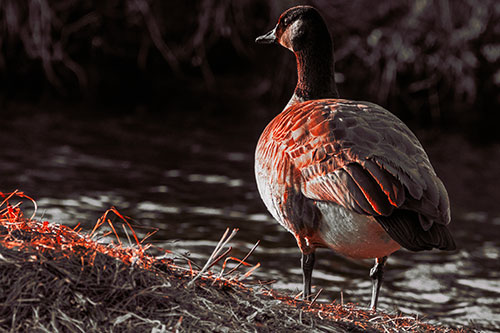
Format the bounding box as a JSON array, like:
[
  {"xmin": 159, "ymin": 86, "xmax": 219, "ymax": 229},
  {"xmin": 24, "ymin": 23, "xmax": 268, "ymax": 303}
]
[
  {"xmin": 1, "ymin": 0, "xmax": 499, "ymax": 331},
  {"xmin": 1, "ymin": 0, "xmax": 499, "ymax": 137}
]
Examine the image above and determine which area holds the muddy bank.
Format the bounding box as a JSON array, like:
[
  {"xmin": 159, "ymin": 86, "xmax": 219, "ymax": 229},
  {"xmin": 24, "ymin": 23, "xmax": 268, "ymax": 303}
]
[{"xmin": 0, "ymin": 193, "xmax": 471, "ymax": 332}]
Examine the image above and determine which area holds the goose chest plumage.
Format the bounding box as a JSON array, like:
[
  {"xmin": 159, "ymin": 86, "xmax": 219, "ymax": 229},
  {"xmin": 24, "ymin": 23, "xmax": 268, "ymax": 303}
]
[{"xmin": 254, "ymin": 5, "xmax": 455, "ymax": 310}]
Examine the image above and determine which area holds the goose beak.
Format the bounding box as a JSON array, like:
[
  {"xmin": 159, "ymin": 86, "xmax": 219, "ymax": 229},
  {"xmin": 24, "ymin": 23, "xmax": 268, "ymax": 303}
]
[{"xmin": 256, "ymin": 27, "xmax": 277, "ymax": 44}]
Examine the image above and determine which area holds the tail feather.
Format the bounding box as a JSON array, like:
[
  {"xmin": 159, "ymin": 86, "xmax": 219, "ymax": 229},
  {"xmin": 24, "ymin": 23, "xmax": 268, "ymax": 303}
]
[{"xmin": 375, "ymin": 209, "xmax": 456, "ymax": 251}]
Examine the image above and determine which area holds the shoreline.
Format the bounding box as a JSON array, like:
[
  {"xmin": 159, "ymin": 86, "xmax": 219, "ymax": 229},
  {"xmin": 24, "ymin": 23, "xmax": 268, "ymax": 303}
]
[{"xmin": 0, "ymin": 192, "xmax": 470, "ymax": 332}]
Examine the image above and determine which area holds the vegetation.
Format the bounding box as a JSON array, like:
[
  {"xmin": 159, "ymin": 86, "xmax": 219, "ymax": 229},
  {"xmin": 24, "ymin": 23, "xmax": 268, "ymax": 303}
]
[
  {"xmin": 0, "ymin": 191, "xmax": 468, "ymax": 332},
  {"xmin": 0, "ymin": 0, "xmax": 498, "ymax": 139}
]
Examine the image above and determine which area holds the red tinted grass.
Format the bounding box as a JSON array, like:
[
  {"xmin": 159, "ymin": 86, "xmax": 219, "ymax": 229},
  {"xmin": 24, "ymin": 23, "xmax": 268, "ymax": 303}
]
[
  {"xmin": 0, "ymin": 191, "xmax": 466, "ymax": 332},
  {"xmin": 0, "ymin": 191, "xmax": 260, "ymax": 285},
  {"xmin": 0, "ymin": 190, "xmax": 166, "ymax": 270}
]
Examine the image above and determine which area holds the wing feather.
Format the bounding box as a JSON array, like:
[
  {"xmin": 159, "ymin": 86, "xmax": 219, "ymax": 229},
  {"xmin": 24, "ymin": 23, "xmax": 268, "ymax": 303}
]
[
  {"xmin": 376, "ymin": 210, "xmax": 456, "ymax": 251},
  {"xmin": 264, "ymin": 99, "xmax": 454, "ymax": 251},
  {"xmin": 343, "ymin": 163, "xmax": 393, "ymax": 215},
  {"xmin": 376, "ymin": 159, "xmax": 424, "ymax": 200},
  {"xmin": 361, "ymin": 159, "xmax": 405, "ymax": 207},
  {"xmin": 305, "ymin": 170, "xmax": 370, "ymax": 214},
  {"xmin": 281, "ymin": 100, "xmax": 450, "ymax": 225},
  {"xmin": 338, "ymin": 168, "xmax": 379, "ymax": 215}
]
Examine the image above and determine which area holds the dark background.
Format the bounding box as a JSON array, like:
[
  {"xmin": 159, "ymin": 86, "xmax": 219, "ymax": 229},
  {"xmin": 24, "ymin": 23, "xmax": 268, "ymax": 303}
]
[
  {"xmin": 1, "ymin": 2, "xmax": 500, "ymax": 329},
  {"xmin": 1, "ymin": 0, "xmax": 499, "ymax": 141}
]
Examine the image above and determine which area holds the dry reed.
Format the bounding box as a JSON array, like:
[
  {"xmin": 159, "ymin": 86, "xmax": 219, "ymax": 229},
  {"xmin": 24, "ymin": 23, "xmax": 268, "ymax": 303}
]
[{"xmin": 0, "ymin": 191, "xmax": 470, "ymax": 332}]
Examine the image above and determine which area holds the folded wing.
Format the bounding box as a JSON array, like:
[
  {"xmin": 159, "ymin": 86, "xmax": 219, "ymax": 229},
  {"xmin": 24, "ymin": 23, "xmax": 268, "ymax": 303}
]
[{"xmin": 276, "ymin": 99, "xmax": 455, "ymax": 251}]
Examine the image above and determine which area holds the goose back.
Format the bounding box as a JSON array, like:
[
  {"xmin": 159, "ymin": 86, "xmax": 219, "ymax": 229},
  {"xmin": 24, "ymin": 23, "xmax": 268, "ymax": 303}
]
[{"xmin": 255, "ymin": 98, "xmax": 455, "ymax": 252}]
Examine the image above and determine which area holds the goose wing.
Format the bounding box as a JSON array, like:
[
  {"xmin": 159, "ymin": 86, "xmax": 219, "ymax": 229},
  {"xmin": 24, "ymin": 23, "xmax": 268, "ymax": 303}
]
[{"xmin": 273, "ymin": 99, "xmax": 454, "ymax": 250}]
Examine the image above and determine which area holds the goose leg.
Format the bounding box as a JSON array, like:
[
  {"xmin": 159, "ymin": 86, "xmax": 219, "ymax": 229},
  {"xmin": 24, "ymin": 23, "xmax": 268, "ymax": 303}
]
[
  {"xmin": 369, "ymin": 256, "xmax": 387, "ymax": 310},
  {"xmin": 301, "ymin": 252, "xmax": 315, "ymax": 300}
]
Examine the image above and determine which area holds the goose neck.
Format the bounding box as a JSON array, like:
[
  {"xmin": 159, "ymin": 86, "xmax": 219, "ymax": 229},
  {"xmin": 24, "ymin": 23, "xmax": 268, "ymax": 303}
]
[{"xmin": 292, "ymin": 45, "xmax": 338, "ymax": 104}]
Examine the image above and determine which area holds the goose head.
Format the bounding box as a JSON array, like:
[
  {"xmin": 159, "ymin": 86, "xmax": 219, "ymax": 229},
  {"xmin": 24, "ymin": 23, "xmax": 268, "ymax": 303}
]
[
  {"xmin": 255, "ymin": 6, "xmax": 331, "ymax": 53},
  {"xmin": 256, "ymin": 6, "xmax": 338, "ymax": 106}
]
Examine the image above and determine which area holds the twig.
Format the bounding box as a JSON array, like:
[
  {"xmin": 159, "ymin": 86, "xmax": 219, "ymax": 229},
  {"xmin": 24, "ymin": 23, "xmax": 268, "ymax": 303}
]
[
  {"xmin": 239, "ymin": 262, "xmax": 260, "ymax": 281},
  {"xmin": 221, "ymin": 240, "xmax": 260, "ymax": 277},
  {"xmin": 187, "ymin": 228, "xmax": 238, "ymax": 286},
  {"xmin": 309, "ymin": 288, "xmax": 323, "ymax": 308},
  {"xmin": 206, "ymin": 247, "xmax": 232, "ymax": 271},
  {"xmin": 122, "ymin": 224, "xmax": 132, "ymax": 246}
]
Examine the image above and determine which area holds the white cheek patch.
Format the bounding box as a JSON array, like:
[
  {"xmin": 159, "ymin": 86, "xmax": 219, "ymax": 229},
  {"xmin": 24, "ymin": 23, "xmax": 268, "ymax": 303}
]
[
  {"xmin": 280, "ymin": 28, "xmax": 292, "ymax": 50},
  {"xmin": 280, "ymin": 19, "xmax": 302, "ymax": 51}
]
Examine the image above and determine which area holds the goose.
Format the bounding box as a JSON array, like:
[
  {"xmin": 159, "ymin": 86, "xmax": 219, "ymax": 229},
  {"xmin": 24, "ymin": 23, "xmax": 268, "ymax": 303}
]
[{"xmin": 254, "ymin": 5, "xmax": 456, "ymax": 310}]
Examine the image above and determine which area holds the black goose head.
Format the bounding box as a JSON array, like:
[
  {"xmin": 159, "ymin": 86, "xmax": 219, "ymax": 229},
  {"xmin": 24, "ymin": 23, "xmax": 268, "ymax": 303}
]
[
  {"xmin": 255, "ymin": 6, "xmax": 331, "ymax": 53},
  {"xmin": 256, "ymin": 6, "xmax": 339, "ymax": 105}
]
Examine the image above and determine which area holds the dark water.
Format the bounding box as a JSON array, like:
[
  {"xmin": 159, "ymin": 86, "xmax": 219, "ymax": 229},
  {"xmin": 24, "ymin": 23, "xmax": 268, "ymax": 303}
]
[{"xmin": 1, "ymin": 104, "xmax": 499, "ymax": 331}]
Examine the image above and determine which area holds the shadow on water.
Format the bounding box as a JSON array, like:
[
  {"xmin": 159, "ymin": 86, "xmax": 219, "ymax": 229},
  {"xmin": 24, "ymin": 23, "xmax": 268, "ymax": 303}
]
[{"xmin": 1, "ymin": 102, "xmax": 499, "ymax": 331}]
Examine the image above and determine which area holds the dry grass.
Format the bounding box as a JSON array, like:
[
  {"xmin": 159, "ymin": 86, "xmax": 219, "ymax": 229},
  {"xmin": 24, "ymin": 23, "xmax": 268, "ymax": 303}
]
[{"xmin": 0, "ymin": 191, "xmax": 470, "ymax": 332}]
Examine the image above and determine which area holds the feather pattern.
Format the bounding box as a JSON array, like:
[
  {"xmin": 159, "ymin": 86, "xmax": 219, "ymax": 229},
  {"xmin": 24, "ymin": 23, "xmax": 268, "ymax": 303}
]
[{"xmin": 255, "ymin": 98, "xmax": 454, "ymax": 252}]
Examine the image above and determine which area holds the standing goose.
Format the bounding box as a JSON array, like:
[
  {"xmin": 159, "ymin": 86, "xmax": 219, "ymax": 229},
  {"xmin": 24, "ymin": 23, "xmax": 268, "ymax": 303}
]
[{"xmin": 254, "ymin": 5, "xmax": 455, "ymax": 310}]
